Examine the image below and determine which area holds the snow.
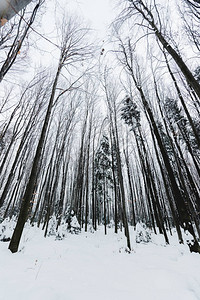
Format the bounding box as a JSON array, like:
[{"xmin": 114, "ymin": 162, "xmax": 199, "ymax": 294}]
[{"xmin": 0, "ymin": 224, "xmax": 200, "ymax": 300}]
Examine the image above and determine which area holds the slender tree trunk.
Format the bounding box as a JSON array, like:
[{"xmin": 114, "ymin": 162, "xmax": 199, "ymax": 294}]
[
  {"xmin": 130, "ymin": 0, "xmax": 200, "ymax": 98},
  {"xmin": 8, "ymin": 63, "xmax": 62, "ymax": 253}
]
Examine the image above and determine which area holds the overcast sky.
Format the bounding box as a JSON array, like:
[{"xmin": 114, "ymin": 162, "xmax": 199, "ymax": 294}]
[
  {"xmin": 41, "ymin": 0, "xmax": 117, "ymax": 41},
  {"xmin": 29, "ymin": 0, "xmax": 117, "ymax": 69},
  {"xmin": 66, "ymin": 0, "xmax": 116, "ymax": 38}
]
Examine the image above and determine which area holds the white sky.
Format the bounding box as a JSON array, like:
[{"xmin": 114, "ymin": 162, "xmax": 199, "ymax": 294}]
[
  {"xmin": 40, "ymin": 0, "xmax": 116, "ymax": 40},
  {"xmin": 28, "ymin": 0, "xmax": 117, "ymax": 72},
  {"xmin": 70, "ymin": 0, "xmax": 116, "ymax": 37}
]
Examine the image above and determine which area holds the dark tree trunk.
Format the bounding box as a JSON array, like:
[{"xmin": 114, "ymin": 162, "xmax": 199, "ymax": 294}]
[
  {"xmin": 8, "ymin": 63, "xmax": 62, "ymax": 253},
  {"xmin": 130, "ymin": 0, "xmax": 200, "ymax": 98}
]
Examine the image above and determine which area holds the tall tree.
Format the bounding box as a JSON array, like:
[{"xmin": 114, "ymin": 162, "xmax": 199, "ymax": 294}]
[
  {"xmin": 94, "ymin": 135, "xmax": 112, "ymax": 234},
  {"xmin": 8, "ymin": 16, "xmax": 92, "ymax": 253},
  {"xmin": 121, "ymin": 0, "xmax": 200, "ymax": 98}
]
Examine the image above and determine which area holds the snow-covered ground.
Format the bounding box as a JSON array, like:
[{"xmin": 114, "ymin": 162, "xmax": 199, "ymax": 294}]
[{"xmin": 0, "ymin": 223, "xmax": 200, "ymax": 300}]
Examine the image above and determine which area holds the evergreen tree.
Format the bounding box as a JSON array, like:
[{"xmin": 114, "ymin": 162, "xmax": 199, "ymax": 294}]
[
  {"xmin": 121, "ymin": 96, "xmax": 141, "ymax": 130},
  {"xmin": 94, "ymin": 135, "xmax": 112, "ymax": 233}
]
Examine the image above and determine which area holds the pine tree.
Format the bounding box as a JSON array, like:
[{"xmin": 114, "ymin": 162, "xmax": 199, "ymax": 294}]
[
  {"xmin": 94, "ymin": 135, "xmax": 112, "ymax": 234},
  {"xmin": 121, "ymin": 96, "xmax": 141, "ymax": 130}
]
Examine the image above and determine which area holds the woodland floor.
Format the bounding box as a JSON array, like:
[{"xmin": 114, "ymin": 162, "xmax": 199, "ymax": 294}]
[{"xmin": 0, "ymin": 223, "xmax": 200, "ymax": 300}]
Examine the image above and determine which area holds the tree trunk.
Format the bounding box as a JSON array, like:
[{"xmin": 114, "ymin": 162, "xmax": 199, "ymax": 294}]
[{"xmin": 8, "ymin": 63, "xmax": 62, "ymax": 253}]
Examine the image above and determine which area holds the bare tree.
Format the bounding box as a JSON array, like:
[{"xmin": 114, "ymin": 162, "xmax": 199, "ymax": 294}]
[
  {"xmin": 8, "ymin": 15, "xmax": 93, "ymax": 253},
  {"xmin": 113, "ymin": 31, "xmax": 200, "ymax": 252},
  {"xmin": 0, "ymin": 1, "xmax": 42, "ymax": 82},
  {"xmin": 119, "ymin": 0, "xmax": 200, "ymax": 98}
]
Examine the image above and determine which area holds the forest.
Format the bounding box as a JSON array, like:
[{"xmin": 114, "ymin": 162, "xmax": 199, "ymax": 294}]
[{"xmin": 0, "ymin": 0, "xmax": 200, "ymax": 259}]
